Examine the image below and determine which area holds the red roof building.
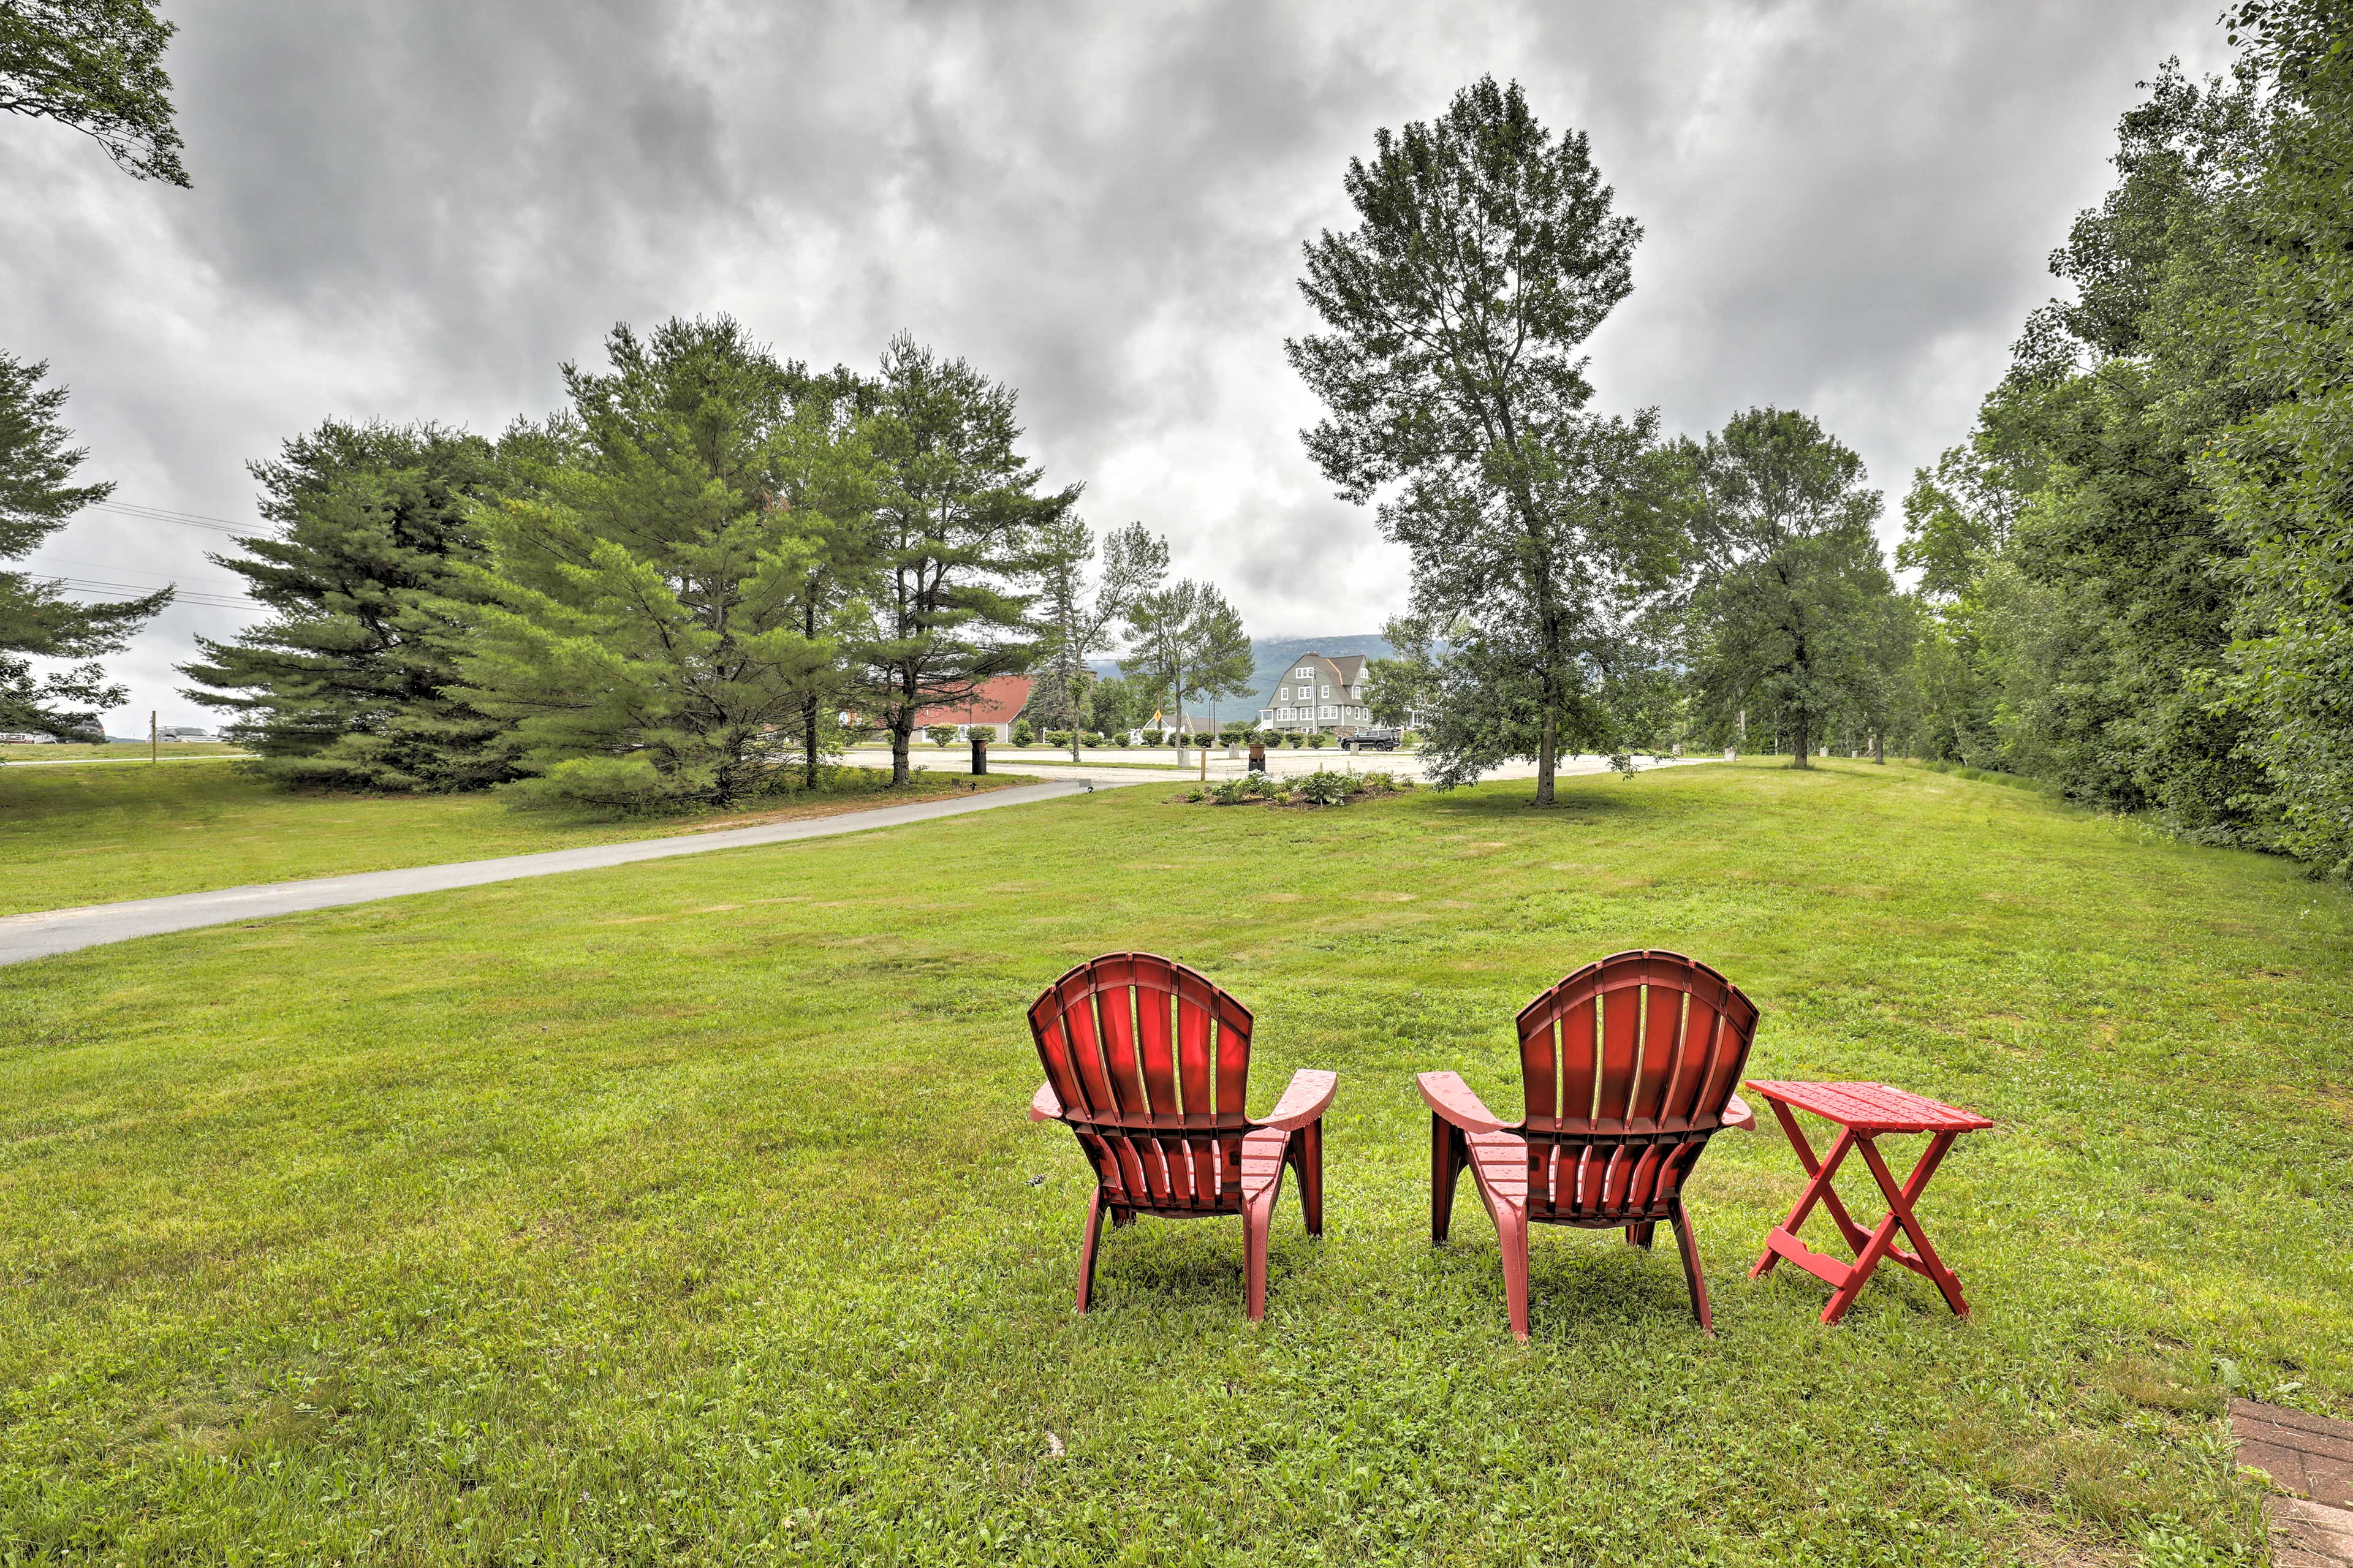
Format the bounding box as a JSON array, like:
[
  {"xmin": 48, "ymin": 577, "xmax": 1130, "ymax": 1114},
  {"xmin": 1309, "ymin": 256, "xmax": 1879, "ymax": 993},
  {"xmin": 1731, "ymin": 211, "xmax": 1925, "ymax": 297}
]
[{"xmin": 919, "ymin": 675, "xmax": 1032, "ymax": 739}]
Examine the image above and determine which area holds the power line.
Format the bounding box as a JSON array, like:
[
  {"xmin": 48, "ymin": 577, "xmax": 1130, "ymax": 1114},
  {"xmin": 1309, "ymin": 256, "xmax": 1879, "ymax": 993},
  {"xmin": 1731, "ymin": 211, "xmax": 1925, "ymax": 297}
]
[
  {"xmin": 36, "ymin": 575, "xmax": 259, "ymax": 611},
  {"xmin": 31, "ymin": 555, "xmax": 258, "ymax": 595},
  {"xmin": 86, "ymin": 500, "xmax": 274, "ymax": 537}
]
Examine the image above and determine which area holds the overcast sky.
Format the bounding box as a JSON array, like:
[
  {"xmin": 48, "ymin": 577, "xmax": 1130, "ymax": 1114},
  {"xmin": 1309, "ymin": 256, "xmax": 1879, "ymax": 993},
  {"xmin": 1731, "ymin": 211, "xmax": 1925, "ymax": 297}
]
[{"xmin": 4, "ymin": 0, "xmax": 2233, "ymax": 732}]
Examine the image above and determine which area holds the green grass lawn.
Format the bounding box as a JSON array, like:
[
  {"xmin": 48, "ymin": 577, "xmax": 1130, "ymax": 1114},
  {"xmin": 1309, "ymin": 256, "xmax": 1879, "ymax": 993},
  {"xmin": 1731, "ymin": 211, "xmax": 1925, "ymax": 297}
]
[
  {"xmin": 2, "ymin": 760, "xmax": 2346, "ymax": 1564},
  {"xmin": 0, "ymin": 763, "xmax": 1020, "ymax": 916},
  {"xmin": 0, "ymin": 741, "xmax": 248, "ymax": 761}
]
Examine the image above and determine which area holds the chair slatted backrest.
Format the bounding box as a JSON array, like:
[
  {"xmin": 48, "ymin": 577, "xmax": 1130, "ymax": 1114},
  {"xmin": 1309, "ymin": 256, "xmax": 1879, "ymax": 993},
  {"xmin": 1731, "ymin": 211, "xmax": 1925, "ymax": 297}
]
[
  {"xmin": 1512, "ymin": 950, "xmax": 1759, "ymax": 1224},
  {"xmin": 1029, "ymin": 953, "xmax": 1255, "ymax": 1214}
]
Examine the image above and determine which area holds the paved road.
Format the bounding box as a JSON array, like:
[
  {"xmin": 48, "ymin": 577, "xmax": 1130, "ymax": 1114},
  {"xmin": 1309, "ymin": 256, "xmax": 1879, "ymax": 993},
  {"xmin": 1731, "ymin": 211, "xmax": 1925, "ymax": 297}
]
[
  {"xmin": 0, "ymin": 779, "xmax": 1119, "ymax": 968},
  {"xmin": 1, "ymin": 753, "xmax": 250, "ymax": 767},
  {"xmin": 0, "ymin": 752, "xmax": 1717, "ymax": 967},
  {"xmin": 893, "ymin": 749, "xmax": 1712, "ymax": 788}
]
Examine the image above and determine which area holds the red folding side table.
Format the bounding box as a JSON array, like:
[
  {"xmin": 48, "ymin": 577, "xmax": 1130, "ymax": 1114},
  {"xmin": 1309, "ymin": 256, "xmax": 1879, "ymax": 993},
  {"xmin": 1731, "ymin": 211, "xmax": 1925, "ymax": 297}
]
[{"xmin": 1745, "ymin": 1080, "xmax": 1993, "ymax": 1325}]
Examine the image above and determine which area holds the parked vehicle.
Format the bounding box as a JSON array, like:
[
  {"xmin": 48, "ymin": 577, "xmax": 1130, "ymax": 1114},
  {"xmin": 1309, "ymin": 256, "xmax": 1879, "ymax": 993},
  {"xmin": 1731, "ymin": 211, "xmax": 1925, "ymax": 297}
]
[{"xmin": 1339, "ymin": 728, "xmax": 1401, "ymax": 751}]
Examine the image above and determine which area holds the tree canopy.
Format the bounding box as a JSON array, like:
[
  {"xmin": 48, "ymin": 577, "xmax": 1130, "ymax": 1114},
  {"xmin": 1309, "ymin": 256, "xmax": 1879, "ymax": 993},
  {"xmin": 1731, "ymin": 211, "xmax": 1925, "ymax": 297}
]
[
  {"xmin": 179, "ymin": 420, "xmax": 512, "ymax": 790},
  {"xmin": 448, "ymin": 318, "xmax": 851, "ymax": 811},
  {"xmin": 1, "ymin": 0, "xmax": 188, "ymax": 185},
  {"xmin": 1288, "ymin": 75, "xmax": 1678, "ymax": 800},
  {"xmin": 0, "ymin": 350, "xmax": 167, "ymax": 738}
]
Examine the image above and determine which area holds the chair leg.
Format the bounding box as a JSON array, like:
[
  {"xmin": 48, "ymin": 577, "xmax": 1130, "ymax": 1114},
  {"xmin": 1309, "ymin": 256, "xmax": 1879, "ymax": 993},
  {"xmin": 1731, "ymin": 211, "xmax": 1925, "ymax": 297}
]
[
  {"xmin": 1076, "ymin": 1189, "xmax": 1107, "ymax": 1314},
  {"xmin": 1289, "ymin": 1120, "xmax": 1325, "ymax": 1238},
  {"xmin": 1671, "ymin": 1198, "xmax": 1713, "ymax": 1337},
  {"xmin": 1431, "ymin": 1115, "xmax": 1468, "ymax": 1243},
  {"xmin": 1243, "ymin": 1202, "xmax": 1273, "ymax": 1321},
  {"xmin": 1624, "ymin": 1221, "xmax": 1656, "ymax": 1249},
  {"xmin": 1497, "ymin": 1210, "xmax": 1531, "ymax": 1343}
]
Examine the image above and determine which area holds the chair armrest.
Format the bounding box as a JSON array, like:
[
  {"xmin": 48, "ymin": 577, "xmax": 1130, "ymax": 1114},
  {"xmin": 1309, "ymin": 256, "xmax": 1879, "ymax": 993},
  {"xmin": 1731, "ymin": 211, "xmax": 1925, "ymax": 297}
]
[
  {"xmin": 1416, "ymin": 1070, "xmax": 1514, "ymax": 1134},
  {"xmin": 1257, "ymin": 1069, "xmax": 1337, "ymax": 1131},
  {"xmin": 1029, "ymin": 1081, "xmax": 1063, "ymax": 1123},
  {"xmin": 1720, "ymin": 1092, "xmax": 1755, "ymax": 1133}
]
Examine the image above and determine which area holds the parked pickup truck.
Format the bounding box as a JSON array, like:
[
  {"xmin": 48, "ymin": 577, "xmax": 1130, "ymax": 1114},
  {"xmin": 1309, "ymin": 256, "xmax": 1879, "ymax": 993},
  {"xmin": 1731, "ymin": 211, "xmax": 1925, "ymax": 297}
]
[{"xmin": 1339, "ymin": 728, "xmax": 1402, "ymax": 752}]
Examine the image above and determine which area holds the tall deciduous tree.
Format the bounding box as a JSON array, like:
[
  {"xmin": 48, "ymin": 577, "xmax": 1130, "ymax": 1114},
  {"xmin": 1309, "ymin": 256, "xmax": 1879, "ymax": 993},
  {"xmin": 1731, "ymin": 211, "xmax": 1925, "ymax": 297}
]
[
  {"xmin": 861, "ymin": 334, "xmax": 1074, "ymax": 786},
  {"xmin": 1287, "ymin": 75, "xmax": 1675, "ymax": 803},
  {"xmin": 2203, "ymin": 0, "xmax": 2353, "ymax": 875},
  {"xmin": 1678, "ymin": 408, "xmax": 1902, "ymax": 768},
  {"xmin": 0, "ymin": 351, "xmax": 167, "ymax": 739},
  {"xmin": 179, "ymin": 420, "xmax": 513, "ymax": 790},
  {"xmin": 1191, "ymin": 590, "xmax": 1254, "ymax": 735},
  {"xmin": 450, "ymin": 317, "xmax": 851, "ymax": 811},
  {"xmin": 1033, "ymin": 518, "xmax": 1165, "ymax": 760},
  {"xmin": 1122, "ymin": 578, "xmax": 1249, "ymax": 758},
  {"xmin": 1, "ymin": 0, "xmax": 188, "ymax": 184}
]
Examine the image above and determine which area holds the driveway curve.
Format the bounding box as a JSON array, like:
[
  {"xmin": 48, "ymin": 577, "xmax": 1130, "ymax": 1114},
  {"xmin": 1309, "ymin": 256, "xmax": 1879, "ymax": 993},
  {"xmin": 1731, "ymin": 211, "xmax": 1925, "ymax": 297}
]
[{"xmin": 0, "ymin": 779, "xmax": 1109, "ymax": 968}]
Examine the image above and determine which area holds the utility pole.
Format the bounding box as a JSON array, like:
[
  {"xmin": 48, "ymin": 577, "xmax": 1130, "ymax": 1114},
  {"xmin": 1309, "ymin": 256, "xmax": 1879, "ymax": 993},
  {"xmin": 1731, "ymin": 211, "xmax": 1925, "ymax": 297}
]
[{"xmin": 150, "ymin": 710, "xmax": 157, "ymax": 763}]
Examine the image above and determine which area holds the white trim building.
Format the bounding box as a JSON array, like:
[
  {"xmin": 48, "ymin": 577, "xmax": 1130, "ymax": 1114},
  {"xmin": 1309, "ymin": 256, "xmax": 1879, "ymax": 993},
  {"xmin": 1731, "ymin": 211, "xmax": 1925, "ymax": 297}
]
[{"xmin": 1257, "ymin": 653, "xmax": 1373, "ymax": 735}]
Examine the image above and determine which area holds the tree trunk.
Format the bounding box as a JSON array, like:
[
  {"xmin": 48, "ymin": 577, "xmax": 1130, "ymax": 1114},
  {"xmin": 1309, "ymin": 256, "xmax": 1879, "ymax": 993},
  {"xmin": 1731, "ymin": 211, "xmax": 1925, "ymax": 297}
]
[
  {"xmin": 1790, "ymin": 711, "xmax": 1811, "ymax": 769},
  {"xmin": 803, "ymin": 696, "xmax": 820, "ymax": 792},
  {"xmin": 1871, "ymin": 730, "xmax": 1885, "ymax": 765},
  {"xmin": 890, "ymin": 705, "xmax": 913, "ymax": 787},
  {"xmin": 803, "ymin": 596, "xmax": 823, "ymax": 791},
  {"xmin": 1535, "ymin": 709, "xmax": 1558, "ymax": 806}
]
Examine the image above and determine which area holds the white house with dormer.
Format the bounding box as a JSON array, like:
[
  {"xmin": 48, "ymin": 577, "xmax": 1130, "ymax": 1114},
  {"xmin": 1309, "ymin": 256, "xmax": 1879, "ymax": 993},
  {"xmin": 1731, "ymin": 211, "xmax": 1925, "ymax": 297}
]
[{"xmin": 1257, "ymin": 652, "xmax": 1373, "ymax": 735}]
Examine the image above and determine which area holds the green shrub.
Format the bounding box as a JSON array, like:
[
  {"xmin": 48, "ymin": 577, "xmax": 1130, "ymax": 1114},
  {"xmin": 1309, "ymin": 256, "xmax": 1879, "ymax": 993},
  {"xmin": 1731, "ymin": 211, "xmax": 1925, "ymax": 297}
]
[
  {"xmin": 1291, "ymin": 768, "xmax": 1352, "ymax": 806},
  {"xmin": 1247, "ymin": 771, "xmax": 1287, "ymax": 799},
  {"xmin": 1112, "ymin": 732, "xmax": 1131, "ymax": 747},
  {"xmin": 1183, "ymin": 788, "xmax": 1205, "ymax": 803},
  {"xmin": 1189, "ymin": 731, "xmax": 1214, "ymax": 748},
  {"xmin": 1306, "ymin": 731, "xmax": 1329, "ymax": 749},
  {"xmin": 1044, "ymin": 730, "xmax": 1072, "ymax": 748},
  {"xmin": 1209, "ymin": 776, "xmax": 1259, "ymax": 805},
  {"xmin": 1140, "ymin": 728, "xmax": 1164, "ymax": 746},
  {"xmin": 1284, "ymin": 732, "xmax": 1304, "ymax": 748},
  {"xmin": 1010, "ymin": 721, "xmax": 1036, "ymax": 747},
  {"xmin": 925, "ymin": 725, "xmax": 957, "ymax": 748},
  {"xmin": 1082, "ymin": 731, "xmax": 1104, "ymax": 748}
]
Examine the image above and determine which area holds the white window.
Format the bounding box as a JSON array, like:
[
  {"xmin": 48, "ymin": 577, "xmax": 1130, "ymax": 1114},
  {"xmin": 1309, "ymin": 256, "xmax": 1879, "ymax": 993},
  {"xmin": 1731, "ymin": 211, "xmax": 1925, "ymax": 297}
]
[
  {"xmin": 1296, "ymin": 665, "xmax": 1314, "ymax": 678},
  {"xmin": 1321, "ymin": 684, "xmax": 1332, "ymax": 699},
  {"xmin": 1320, "ymin": 705, "xmax": 1337, "ymax": 719}
]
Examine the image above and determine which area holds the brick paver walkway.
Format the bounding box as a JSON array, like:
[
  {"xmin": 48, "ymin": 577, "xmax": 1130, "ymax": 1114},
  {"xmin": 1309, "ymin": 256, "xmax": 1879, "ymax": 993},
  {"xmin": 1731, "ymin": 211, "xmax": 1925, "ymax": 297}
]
[{"xmin": 2233, "ymin": 1399, "xmax": 2353, "ymax": 1567}]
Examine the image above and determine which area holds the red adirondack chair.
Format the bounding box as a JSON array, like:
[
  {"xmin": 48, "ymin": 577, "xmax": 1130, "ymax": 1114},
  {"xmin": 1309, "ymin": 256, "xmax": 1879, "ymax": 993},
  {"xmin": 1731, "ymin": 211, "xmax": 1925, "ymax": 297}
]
[
  {"xmin": 1026, "ymin": 953, "xmax": 1336, "ymax": 1320},
  {"xmin": 1418, "ymin": 950, "xmax": 1760, "ymax": 1339}
]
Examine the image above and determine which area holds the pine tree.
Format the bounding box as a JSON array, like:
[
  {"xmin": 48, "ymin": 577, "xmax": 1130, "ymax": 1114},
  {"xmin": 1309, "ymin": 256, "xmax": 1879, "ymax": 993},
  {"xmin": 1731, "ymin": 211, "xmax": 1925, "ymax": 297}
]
[
  {"xmin": 860, "ymin": 334, "xmax": 1075, "ymax": 786},
  {"xmin": 450, "ymin": 317, "xmax": 855, "ymax": 811},
  {"xmin": 180, "ymin": 420, "xmax": 512, "ymax": 790},
  {"xmin": 0, "ymin": 351, "xmax": 168, "ymax": 740}
]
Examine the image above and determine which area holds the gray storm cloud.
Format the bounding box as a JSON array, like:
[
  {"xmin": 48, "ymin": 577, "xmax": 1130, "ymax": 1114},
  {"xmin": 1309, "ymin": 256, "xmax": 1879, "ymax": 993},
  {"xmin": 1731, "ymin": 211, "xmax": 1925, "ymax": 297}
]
[{"xmin": 0, "ymin": 0, "xmax": 2231, "ymax": 729}]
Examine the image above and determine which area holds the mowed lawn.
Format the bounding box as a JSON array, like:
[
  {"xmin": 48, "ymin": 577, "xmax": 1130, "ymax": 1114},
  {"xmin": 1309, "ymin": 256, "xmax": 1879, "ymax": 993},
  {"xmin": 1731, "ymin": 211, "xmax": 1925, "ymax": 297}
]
[
  {"xmin": 0, "ymin": 762, "xmax": 1019, "ymax": 917},
  {"xmin": 2, "ymin": 762, "xmax": 2347, "ymax": 1565}
]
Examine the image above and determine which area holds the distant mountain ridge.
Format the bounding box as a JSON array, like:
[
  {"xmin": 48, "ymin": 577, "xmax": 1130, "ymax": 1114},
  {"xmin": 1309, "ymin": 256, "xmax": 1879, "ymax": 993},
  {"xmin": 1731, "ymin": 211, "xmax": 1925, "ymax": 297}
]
[{"xmin": 1087, "ymin": 633, "xmax": 1395, "ymax": 714}]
